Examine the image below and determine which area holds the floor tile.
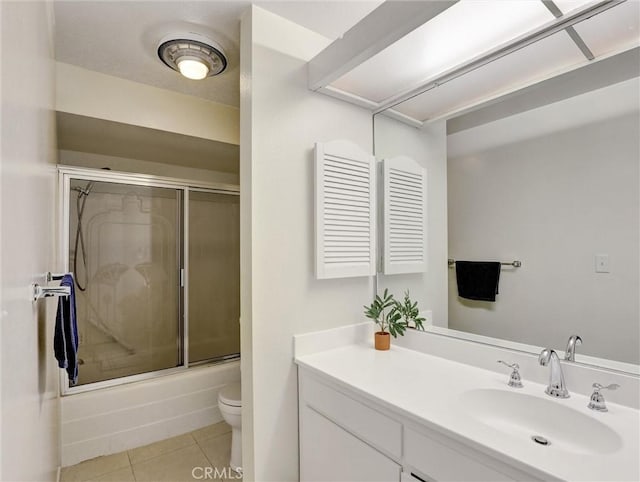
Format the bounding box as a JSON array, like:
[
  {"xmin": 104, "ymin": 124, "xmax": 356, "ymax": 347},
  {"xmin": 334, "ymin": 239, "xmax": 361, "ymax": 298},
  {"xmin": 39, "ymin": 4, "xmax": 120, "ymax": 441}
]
[
  {"xmin": 128, "ymin": 433, "xmax": 195, "ymax": 465},
  {"xmin": 197, "ymin": 432, "xmax": 232, "ymax": 469},
  {"xmin": 60, "ymin": 452, "xmax": 130, "ymax": 482},
  {"xmin": 132, "ymin": 444, "xmax": 211, "ymax": 482},
  {"xmin": 191, "ymin": 422, "xmax": 231, "ymax": 443},
  {"xmin": 88, "ymin": 466, "xmax": 135, "ymax": 482}
]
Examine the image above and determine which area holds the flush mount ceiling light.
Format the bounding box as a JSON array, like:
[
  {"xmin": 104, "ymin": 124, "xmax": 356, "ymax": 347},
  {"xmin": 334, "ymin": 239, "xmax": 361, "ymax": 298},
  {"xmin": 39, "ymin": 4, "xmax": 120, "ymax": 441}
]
[{"xmin": 158, "ymin": 33, "xmax": 227, "ymax": 80}]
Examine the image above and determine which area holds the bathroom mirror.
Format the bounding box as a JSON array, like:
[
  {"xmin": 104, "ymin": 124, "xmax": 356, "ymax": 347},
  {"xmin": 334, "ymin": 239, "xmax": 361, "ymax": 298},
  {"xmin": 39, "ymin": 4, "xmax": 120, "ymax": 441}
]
[{"xmin": 374, "ymin": 20, "xmax": 639, "ymax": 371}]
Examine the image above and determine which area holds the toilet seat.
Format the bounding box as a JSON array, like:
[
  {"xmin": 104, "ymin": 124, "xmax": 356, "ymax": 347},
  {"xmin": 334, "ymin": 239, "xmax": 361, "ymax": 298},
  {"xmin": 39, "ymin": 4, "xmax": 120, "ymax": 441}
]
[{"xmin": 218, "ymin": 382, "xmax": 241, "ymax": 407}]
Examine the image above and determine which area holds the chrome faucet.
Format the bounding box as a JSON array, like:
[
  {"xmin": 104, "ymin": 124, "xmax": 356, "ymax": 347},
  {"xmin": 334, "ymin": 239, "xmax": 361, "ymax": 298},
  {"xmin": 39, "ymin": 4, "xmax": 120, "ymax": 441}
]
[
  {"xmin": 565, "ymin": 335, "xmax": 582, "ymax": 362},
  {"xmin": 538, "ymin": 348, "xmax": 570, "ymax": 398}
]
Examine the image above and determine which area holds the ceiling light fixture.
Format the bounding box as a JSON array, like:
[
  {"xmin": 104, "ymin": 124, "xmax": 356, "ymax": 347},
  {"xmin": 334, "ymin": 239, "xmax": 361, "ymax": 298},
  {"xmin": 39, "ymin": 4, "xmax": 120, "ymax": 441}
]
[{"xmin": 158, "ymin": 33, "xmax": 227, "ymax": 80}]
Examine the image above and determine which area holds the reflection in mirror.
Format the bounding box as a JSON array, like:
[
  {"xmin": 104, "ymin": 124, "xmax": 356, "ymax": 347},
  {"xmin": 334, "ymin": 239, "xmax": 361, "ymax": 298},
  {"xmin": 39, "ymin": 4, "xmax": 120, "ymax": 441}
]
[
  {"xmin": 445, "ymin": 76, "xmax": 638, "ymax": 366},
  {"xmin": 374, "ymin": 6, "xmax": 639, "ymax": 371}
]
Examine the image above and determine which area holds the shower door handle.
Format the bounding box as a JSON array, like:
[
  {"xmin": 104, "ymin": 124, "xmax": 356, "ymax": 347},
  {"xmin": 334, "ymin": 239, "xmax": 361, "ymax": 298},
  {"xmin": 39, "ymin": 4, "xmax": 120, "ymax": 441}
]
[{"xmin": 180, "ymin": 268, "xmax": 185, "ymax": 287}]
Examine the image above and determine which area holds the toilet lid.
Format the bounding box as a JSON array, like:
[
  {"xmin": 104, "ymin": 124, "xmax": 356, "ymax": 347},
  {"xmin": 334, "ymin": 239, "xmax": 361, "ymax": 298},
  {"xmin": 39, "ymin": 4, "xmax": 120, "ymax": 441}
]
[{"xmin": 219, "ymin": 382, "xmax": 242, "ymax": 407}]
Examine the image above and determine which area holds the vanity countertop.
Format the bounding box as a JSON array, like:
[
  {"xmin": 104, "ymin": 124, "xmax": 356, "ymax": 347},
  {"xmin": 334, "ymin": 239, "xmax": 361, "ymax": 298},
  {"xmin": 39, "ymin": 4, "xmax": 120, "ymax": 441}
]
[{"xmin": 295, "ymin": 342, "xmax": 640, "ymax": 481}]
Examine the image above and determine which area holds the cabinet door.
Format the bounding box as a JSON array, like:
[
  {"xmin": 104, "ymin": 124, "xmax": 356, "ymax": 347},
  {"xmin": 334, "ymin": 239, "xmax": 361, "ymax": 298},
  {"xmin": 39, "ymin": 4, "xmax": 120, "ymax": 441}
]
[
  {"xmin": 300, "ymin": 405, "xmax": 401, "ymax": 482},
  {"xmin": 404, "ymin": 428, "xmax": 516, "ymax": 482}
]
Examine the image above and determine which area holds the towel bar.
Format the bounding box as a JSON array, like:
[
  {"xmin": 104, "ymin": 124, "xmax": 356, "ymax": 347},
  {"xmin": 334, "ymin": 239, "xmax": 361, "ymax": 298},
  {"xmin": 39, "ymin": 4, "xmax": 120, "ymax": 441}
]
[
  {"xmin": 33, "ymin": 284, "xmax": 70, "ymax": 301},
  {"xmin": 448, "ymin": 259, "xmax": 521, "ymax": 268},
  {"xmin": 33, "ymin": 272, "xmax": 73, "ymax": 301}
]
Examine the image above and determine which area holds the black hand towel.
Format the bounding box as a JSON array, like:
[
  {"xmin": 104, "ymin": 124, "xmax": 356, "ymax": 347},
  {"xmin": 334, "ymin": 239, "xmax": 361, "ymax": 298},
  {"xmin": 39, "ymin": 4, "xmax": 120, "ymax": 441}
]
[
  {"xmin": 455, "ymin": 261, "xmax": 501, "ymax": 302},
  {"xmin": 54, "ymin": 274, "xmax": 79, "ymax": 385}
]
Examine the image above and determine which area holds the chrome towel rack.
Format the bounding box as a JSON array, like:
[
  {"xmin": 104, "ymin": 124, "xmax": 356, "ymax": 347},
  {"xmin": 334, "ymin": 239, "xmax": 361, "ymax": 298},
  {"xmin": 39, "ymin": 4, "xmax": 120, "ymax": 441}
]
[
  {"xmin": 448, "ymin": 259, "xmax": 521, "ymax": 268},
  {"xmin": 32, "ymin": 272, "xmax": 72, "ymax": 301}
]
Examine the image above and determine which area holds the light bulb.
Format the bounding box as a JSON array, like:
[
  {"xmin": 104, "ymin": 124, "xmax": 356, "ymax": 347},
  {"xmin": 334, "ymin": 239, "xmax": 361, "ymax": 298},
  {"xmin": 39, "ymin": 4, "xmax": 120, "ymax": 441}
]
[{"xmin": 177, "ymin": 57, "xmax": 209, "ymax": 80}]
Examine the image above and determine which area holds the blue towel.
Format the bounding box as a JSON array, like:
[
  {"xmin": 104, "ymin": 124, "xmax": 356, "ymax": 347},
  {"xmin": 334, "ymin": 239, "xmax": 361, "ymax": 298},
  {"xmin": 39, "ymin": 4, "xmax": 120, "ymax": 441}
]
[{"xmin": 54, "ymin": 274, "xmax": 79, "ymax": 385}]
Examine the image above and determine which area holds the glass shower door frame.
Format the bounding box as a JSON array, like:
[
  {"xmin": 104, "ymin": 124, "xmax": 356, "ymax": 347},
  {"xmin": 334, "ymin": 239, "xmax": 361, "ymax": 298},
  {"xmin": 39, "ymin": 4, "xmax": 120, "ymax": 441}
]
[{"xmin": 58, "ymin": 166, "xmax": 240, "ymax": 395}]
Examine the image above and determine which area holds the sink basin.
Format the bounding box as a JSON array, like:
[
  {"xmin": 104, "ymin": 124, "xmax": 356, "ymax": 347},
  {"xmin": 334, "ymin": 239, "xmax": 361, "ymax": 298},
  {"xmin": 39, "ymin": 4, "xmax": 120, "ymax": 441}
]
[{"xmin": 460, "ymin": 388, "xmax": 622, "ymax": 455}]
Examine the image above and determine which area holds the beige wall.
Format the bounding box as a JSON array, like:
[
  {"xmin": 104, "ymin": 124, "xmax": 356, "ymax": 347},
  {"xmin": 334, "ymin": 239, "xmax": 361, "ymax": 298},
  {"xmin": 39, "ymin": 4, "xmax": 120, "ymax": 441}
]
[
  {"xmin": 241, "ymin": 6, "xmax": 375, "ymax": 481},
  {"xmin": 56, "ymin": 62, "xmax": 240, "ymax": 185},
  {"xmin": 0, "ymin": 1, "xmax": 60, "ymax": 480},
  {"xmin": 56, "ymin": 62, "xmax": 239, "ymax": 146}
]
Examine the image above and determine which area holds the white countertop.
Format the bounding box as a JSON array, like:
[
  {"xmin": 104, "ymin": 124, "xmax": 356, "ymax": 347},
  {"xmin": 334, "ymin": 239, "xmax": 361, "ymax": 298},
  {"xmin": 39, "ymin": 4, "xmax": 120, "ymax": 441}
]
[{"xmin": 295, "ymin": 342, "xmax": 640, "ymax": 481}]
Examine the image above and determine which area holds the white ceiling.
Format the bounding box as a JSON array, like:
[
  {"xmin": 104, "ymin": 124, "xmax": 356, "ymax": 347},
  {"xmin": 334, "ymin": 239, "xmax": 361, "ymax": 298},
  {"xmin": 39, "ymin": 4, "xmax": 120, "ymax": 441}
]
[{"xmin": 53, "ymin": 0, "xmax": 380, "ymax": 107}]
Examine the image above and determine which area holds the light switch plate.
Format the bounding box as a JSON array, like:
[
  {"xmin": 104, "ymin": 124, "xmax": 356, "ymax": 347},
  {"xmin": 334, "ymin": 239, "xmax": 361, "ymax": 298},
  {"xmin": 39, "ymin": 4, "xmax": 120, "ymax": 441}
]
[{"xmin": 595, "ymin": 254, "xmax": 610, "ymax": 273}]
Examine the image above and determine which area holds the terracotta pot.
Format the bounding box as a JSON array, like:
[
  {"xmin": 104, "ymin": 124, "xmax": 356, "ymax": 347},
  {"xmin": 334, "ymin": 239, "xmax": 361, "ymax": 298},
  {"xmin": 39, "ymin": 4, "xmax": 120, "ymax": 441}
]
[{"xmin": 374, "ymin": 331, "xmax": 390, "ymax": 351}]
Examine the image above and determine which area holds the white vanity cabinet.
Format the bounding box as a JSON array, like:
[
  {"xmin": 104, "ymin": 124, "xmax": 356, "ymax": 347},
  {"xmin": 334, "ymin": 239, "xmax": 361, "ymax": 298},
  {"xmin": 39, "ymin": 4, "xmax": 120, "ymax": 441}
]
[
  {"xmin": 299, "ymin": 371, "xmax": 402, "ymax": 481},
  {"xmin": 300, "ymin": 406, "xmax": 401, "ymax": 481},
  {"xmin": 298, "ymin": 368, "xmax": 539, "ymax": 482}
]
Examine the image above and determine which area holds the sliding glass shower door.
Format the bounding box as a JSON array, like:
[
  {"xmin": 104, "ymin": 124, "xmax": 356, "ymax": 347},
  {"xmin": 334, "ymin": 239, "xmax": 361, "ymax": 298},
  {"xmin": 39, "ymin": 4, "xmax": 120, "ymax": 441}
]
[
  {"xmin": 63, "ymin": 169, "xmax": 241, "ymax": 392},
  {"xmin": 188, "ymin": 191, "xmax": 240, "ymax": 363},
  {"xmin": 69, "ymin": 180, "xmax": 183, "ymax": 386}
]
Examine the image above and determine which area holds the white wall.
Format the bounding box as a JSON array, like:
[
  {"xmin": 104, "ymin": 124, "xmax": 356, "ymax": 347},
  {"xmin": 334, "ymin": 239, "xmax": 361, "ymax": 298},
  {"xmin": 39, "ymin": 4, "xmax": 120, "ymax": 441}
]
[
  {"xmin": 447, "ymin": 112, "xmax": 639, "ymax": 364},
  {"xmin": 0, "ymin": 1, "xmax": 60, "ymax": 480},
  {"xmin": 61, "ymin": 361, "xmax": 240, "ymax": 466},
  {"xmin": 374, "ymin": 115, "xmax": 448, "ymax": 327},
  {"xmin": 240, "ymin": 6, "xmax": 375, "ymax": 481}
]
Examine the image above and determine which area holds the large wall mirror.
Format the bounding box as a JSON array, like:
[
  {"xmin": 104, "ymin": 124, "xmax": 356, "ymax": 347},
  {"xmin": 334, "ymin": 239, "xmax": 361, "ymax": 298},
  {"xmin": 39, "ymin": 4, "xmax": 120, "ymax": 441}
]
[{"xmin": 373, "ymin": 3, "xmax": 639, "ymax": 373}]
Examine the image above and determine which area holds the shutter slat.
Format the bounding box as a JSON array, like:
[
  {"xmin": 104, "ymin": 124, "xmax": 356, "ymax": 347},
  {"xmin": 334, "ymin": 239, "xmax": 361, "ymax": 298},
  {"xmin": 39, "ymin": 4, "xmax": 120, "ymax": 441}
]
[
  {"xmin": 383, "ymin": 156, "xmax": 427, "ymax": 275},
  {"xmin": 316, "ymin": 140, "xmax": 376, "ymax": 279}
]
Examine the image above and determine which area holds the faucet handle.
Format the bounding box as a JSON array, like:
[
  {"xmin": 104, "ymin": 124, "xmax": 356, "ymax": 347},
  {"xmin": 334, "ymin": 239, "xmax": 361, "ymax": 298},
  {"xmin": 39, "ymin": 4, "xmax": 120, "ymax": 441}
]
[
  {"xmin": 497, "ymin": 360, "xmax": 523, "ymax": 388},
  {"xmin": 588, "ymin": 383, "xmax": 620, "ymax": 412},
  {"xmin": 592, "ymin": 382, "xmax": 619, "ymax": 391}
]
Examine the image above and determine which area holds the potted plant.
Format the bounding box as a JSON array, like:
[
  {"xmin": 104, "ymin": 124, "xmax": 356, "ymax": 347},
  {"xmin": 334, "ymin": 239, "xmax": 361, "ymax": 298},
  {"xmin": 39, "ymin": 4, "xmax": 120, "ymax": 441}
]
[
  {"xmin": 395, "ymin": 291, "xmax": 426, "ymax": 331},
  {"xmin": 364, "ymin": 289, "xmax": 426, "ymax": 350}
]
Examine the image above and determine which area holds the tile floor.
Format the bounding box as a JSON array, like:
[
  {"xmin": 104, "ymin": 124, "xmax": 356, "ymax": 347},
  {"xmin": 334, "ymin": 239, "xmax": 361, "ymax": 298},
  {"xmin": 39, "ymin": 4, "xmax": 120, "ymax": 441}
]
[{"xmin": 60, "ymin": 422, "xmax": 241, "ymax": 482}]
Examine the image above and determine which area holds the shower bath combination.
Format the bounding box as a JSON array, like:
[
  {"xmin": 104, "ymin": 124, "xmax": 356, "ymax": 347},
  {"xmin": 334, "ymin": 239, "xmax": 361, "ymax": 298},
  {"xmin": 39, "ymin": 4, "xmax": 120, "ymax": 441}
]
[{"xmin": 63, "ymin": 167, "xmax": 240, "ymax": 390}]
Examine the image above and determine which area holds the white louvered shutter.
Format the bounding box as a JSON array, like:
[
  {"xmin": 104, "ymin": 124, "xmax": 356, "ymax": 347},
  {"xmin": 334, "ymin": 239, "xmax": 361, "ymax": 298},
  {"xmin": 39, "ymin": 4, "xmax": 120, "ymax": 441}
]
[
  {"xmin": 383, "ymin": 156, "xmax": 427, "ymax": 275},
  {"xmin": 315, "ymin": 140, "xmax": 376, "ymax": 279}
]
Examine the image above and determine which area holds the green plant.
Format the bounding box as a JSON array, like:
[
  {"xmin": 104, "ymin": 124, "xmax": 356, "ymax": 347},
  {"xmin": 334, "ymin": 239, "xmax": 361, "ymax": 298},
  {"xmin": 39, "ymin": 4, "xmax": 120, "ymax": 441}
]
[
  {"xmin": 363, "ymin": 288, "xmax": 404, "ymax": 337},
  {"xmin": 394, "ymin": 291, "xmax": 426, "ymax": 331}
]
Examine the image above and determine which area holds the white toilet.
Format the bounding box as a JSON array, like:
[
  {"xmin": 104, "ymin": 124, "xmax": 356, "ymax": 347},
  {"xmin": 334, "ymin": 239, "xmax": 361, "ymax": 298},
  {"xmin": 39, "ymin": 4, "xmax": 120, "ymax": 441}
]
[{"xmin": 218, "ymin": 382, "xmax": 242, "ymax": 471}]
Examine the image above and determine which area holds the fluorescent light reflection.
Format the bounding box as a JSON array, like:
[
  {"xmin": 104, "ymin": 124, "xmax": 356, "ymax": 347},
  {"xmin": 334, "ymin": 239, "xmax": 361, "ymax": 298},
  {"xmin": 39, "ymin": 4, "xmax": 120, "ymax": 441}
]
[
  {"xmin": 332, "ymin": 0, "xmax": 560, "ymax": 102},
  {"xmin": 416, "ymin": 1, "xmax": 556, "ymax": 78},
  {"xmin": 552, "ymin": 0, "xmax": 597, "ymax": 15}
]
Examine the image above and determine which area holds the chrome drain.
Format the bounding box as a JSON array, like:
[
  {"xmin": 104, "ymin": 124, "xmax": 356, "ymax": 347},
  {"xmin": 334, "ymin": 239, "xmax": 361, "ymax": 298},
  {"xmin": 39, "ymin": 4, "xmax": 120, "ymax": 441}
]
[{"xmin": 531, "ymin": 435, "xmax": 550, "ymax": 446}]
